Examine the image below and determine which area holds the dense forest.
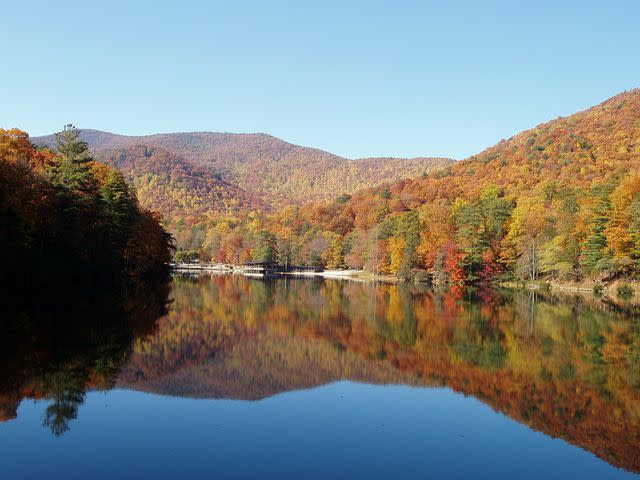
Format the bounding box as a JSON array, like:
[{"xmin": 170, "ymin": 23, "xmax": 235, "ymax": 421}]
[
  {"xmin": 180, "ymin": 89, "xmax": 640, "ymax": 285},
  {"xmin": 33, "ymin": 130, "xmax": 452, "ymax": 206},
  {"xmin": 0, "ymin": 126, "xmax": 173, "ymax": 284},
  {"xmin": 99, "ymin": 145, "xmax": 263, "ymax": 225},
  {"xmin": 11, "ymin": 89, "xmax": 640, "ymax": 286},
  {"xmin": 32, "ymin": 130, "xmax": 452, "ymax": 246}
]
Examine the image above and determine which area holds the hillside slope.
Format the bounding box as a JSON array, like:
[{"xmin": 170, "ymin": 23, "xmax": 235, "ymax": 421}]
[
  {"xmin": 33, "ymin": 130, "xmax": 453, "ymax": 206},
  {"xmin": 206, "ymin": 89, "xmax": 640, "ymax": 281},
  {"xmin": 97, "ymin": 145, "xmax": 262, "ymax": 225},
  {"xmin": 396, "ymin": 88, "xmax": 640, "ymax": 202}
]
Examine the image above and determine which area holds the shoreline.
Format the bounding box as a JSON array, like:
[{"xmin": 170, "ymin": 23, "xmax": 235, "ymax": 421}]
[
  {"xmin": 171, "ymin": 263, "xmax": 398, "ymax": 283},
  {"xmin": 498, "ymin": 279, "xmax": 639, "ymax": 306},
  {"xmin": 283, "ymin": 269, "xmax": 398, "ymax": 283},
  {"xmin": 171, "ymin": 263, "xmax": 639, "ymax": 301},
  {"xmin": 499, "ymin": 279, "xmax": 639, "ymax": 293}
]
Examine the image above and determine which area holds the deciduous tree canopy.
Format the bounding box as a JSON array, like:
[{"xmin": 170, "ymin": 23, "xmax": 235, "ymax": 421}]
[{"xmin": 180, "ymin": 89, "xmax": 640, "ymax": 283}]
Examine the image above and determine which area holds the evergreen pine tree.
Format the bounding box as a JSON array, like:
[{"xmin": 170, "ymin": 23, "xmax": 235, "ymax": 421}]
[
  {"xmin": 45, "ymin": 124, "xmax": 97, "ymax": 203},
  {"xmin": 581, "ymin": 184, "xmax": 613, "ymax": 274}
]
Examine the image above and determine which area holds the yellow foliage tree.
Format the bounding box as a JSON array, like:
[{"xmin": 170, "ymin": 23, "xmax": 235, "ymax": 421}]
[
  {"xmin": 388, "ymin": 237, "xmax": 406, "ymax": 275},
  {"xmin": 605, "ymin": 173, "xmax": 640, "ymax": 260}
]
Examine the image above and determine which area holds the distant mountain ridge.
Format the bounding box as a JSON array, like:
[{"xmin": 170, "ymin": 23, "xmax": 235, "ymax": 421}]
[{"xmin": 32, "ymin": 129, "xmax": 453, "ymax": 208}]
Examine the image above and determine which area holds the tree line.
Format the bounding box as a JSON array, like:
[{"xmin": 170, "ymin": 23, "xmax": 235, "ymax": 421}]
[{"xmin": 174, "ymin": 176, "xmax": 640, "ymax": 285}]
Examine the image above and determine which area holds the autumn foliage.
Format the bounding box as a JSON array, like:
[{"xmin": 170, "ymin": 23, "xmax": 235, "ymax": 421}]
[
  {"xmin": 184, "ymin": 89, "xmax": 640, "ymax": 283},
  {"xmin": 10, "ymin": 89, "xmax": 640, "ymax": 284}
]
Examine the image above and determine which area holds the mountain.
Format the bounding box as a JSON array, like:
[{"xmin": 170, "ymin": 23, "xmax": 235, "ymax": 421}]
[
  {"xmin": 32, "ymin": 130, "xmax": 453, "ymax": 207},
  {"xmin": 31, "ymin": 90, "xmax": 640, "ymax": 276},
  {"xmin": 216, "ymin": 88, "xmax": 640, "ymax": 282},
  {"xmin": 346, "ymin": 88, "xmax": 640, "ymax": 206},
  {"xmin": 434, "ymin": 88, "xmax": 639, "ymax": 195}
]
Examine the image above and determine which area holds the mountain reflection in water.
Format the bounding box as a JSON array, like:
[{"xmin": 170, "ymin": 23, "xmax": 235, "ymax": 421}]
[{"xmin": 1, "ymin": 274, "xmax": 639, "ymax": 476}]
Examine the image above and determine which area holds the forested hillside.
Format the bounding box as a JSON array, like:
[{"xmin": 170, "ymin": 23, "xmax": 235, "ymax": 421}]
[
  {"xmin": 191, "ymin": 89, "xmax": 640, "ymax": 284},
  {"xmin": 97, "ymin": 145, "xmax": 262, "ymax": 227},
  {"xmin": 23, "ymin": 90, "xmax": 640, "ymax": 284},
  {"xmin": 0, "ymin": 126, "xmax": 173, "ymax": 283},
  {"xmin": 33, "ymin": 130, "xmax": 453, "ymax": 206}
]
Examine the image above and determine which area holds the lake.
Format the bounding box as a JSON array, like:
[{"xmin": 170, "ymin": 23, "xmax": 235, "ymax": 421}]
[{"xmin": 1, "ymin": 274, "xmax": 639, "ymax": 479}]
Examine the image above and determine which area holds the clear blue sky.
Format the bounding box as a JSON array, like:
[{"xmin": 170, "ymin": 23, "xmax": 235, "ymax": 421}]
[{"xmin": 2, "ymin": 1, "xmax": 639, "ymax": 159}]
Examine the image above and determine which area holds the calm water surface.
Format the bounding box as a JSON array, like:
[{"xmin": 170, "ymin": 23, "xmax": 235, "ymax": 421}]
[{"xmin": 1, "ymin": 274, "xmax": 639, "ymax": 479}]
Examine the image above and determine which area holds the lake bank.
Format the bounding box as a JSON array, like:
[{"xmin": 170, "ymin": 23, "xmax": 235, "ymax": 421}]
[
  {"xmin": 171, "ymin": 263, "xmax": 639, "ymax": 305},
  {"xmin": 171, "ymin": 263, "xmax": 398, "ymax": 283},
  {"xmin": 498, "ymin": 278, "xmax": 640, "ymax": 308}
]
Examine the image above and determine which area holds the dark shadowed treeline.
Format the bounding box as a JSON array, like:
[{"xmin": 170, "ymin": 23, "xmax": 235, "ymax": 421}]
[
  {"xmin": 0, "ymin": 280, "xmax": 170, "ymax": 433},
  {"xmin": 0, "ymin": 126, "xmax": 173, "ymax": 285}
]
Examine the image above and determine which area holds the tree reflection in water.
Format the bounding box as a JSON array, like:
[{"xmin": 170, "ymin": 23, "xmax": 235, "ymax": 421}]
[
  {"xmin": 0, "ymin": 281, "xmax": 170, "ymax": 435},
  {"xmin": 2, "ymin": 274, "xmax": 639, "ymax": 472}
]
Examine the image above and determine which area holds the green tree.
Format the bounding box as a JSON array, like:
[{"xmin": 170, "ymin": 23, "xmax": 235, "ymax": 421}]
[
  {"xmin": 44, "ymin": 124, "xmax": 97, "ymax": 202},
  {"xmin": 397, "ymin": 210, "xmax": 421, "ymax": 279},
  {"xmin": 336, "ymin": 193, "xmax": 351, "ymax": 204},
  {"xmin": 454, "ymin": 186, "xmax": 513, "ymax": 281},
  {"xmin": 253, "ymin": 230, "xmax": 278, "ymax": 263},
  {"xmin": 98, "ymin": 167, "xmax": 136, "ymax": 242},
  {"xmin": 581, "ymin": 184, "xmax": 614, "ymax": 275}
]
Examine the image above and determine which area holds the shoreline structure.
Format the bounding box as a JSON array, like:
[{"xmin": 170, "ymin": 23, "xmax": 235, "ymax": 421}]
[{"xmin": 171, "ymin": 262, "xmax": 397, "ymax": 282}]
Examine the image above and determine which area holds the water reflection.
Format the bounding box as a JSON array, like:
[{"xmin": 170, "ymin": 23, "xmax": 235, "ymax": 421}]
[
  {"xmin": 0, "ymin": 282, "xmax": 170, "ymax": 433},
  {"xmin": 2, "ymin": 274, "xmax": 640, "ymax": 473}
]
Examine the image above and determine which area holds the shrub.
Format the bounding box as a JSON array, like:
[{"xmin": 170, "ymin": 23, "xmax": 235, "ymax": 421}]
[
  {"xmin": 336, "ymin": 193, "xmax": 351, "ymax": 204},
  {"xmin": 174, "ymin": 249, "xmax": 199, "ymax": 263},
  {"xmin": 412, "ymin": 269, "xmax": 431, "ymax": 283}
]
